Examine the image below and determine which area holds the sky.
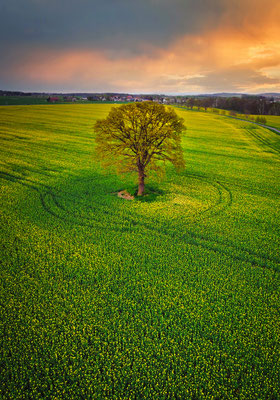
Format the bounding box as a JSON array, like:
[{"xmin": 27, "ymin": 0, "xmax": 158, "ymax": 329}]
[{"xmin": 0, "ymin": 0, "xmax": 280, "ymax": 94}]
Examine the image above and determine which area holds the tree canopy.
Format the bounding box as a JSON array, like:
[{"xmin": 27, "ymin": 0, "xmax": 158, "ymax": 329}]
[{"xmin": 94, "ymin": 101, "xmax": 186, "ymax": 196}]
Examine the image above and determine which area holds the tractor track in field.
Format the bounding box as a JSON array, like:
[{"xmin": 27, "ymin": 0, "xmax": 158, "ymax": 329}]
[
  {"xmin": 38, "ymin": 172, "xmax": 232, "ymax": 227},
  {"xmin": 219, "ymin": 112, "xmax": 280, "ymax": 157},
  {"xmin": 183, "ymin": 173, "xmax": 232, "ymax": 219},
  {"xmin": 223, "ymin": 114, "xmax": 280, "ymax": 136},
  {"xmin": 1, "ymin": 170, "xmax": 279, "ymax": 272},
  {"xmin": 178, "ymin": 106, "xmax": 280, "ymax": 157},
  {"xmin": 245, "ymin": 128, "xmax": 280, "ymax": 156}
]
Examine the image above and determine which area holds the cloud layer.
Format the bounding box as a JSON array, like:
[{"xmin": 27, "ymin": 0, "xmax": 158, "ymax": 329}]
[{"xmin": 1, "ymin": 0, "xmax": 280, "ymax": 93}]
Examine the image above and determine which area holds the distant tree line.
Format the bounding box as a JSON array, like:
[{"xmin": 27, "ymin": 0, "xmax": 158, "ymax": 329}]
[
  {"xmin": 1, "ymin": 90, "xmax": 280, "ymax": 115},
  {"xmin": 182, "ymin": 96, "xmax": 280, "ymax": 116}
]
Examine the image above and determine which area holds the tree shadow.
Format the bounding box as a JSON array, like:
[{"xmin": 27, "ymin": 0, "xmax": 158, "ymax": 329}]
[{"xmin": 133, "ymin": 185, "xmax": 165, "ymax": 203}]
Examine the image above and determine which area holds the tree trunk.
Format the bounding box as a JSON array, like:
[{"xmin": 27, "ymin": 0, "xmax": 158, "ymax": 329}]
[{"xmin": 137, "ymin": 165, "xmax": 145, "ymax": 196}]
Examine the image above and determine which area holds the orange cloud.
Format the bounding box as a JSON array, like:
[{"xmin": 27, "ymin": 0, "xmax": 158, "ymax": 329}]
[{"xmin": 4, "ymin": 4, "xmax": 280, "ymax": 94}]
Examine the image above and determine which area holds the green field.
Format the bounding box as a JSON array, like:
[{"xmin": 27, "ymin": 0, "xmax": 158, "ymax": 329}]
[
  {"xmin": 0, "ymin": 96, "xmax": 50, "ymax": 105},
  {"xmin": 216, "ymin": 109, "xmax": 280, "ymax": 131},
  {"xmin": 181, "ymin": 106, "xmax": 280, "ymax": 131},
  {"xmin": 0, "ymin": 104, "xmax": 279, "ymax": 399},
  {"xmin": 264, "ymin": 116, "xmax": 280, "ymax": 131},
  {"xmin": 224, "ymin": 113, "xmax": 280, "ymax": 131},
  {"xmin": 0, "ymin": 96, "xmax": 122, "ymax": 106}
]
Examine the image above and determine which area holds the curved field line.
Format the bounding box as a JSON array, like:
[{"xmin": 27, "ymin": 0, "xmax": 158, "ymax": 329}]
[
  {"xmin": 184, "ymin": 173, "xmax": 232, "ymax": 220},
  {"xmin": 37, "ymin": 189, "xmax": 280, "ymax": 271},
  {"xmin": 40, "ymin": 173, "xmax": 231, "ymax": 227},
  {"xmin": 36, "ymin": 178, "xmax": 280, "ymax": 271},
  {"xmin": 1, "ymin": 169, "xmax": 278, "ymax": 270},
  {"xmin": 1, "ymin": 170, "xmax": 279, "ymax": 272}
]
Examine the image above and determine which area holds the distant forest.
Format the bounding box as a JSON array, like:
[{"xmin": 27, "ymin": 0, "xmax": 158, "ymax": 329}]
[{"xmin": 182, "ymin": 96, "xmax": 280, "ymax": 116}]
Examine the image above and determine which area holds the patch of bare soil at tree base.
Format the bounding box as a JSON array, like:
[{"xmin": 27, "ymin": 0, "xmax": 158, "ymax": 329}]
[{"xmin": 117, "ymin": 190, "xmax": 135, "ymax": 200}]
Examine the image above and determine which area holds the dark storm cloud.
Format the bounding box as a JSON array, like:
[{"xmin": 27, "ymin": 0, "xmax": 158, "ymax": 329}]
[{"xmin": 0, "ymin": 0, "xmax": 224, "ymax": 54}]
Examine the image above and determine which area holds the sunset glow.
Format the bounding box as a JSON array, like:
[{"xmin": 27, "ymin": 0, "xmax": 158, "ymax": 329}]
[{"xmin": 1, "ymin": 0, "xmax": 280, "ymax": 93}]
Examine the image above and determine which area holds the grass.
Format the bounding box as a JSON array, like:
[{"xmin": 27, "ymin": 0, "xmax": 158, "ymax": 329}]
[{"xmin": 0, "ymin": 104, "xmax": 279, "ymax": 399}]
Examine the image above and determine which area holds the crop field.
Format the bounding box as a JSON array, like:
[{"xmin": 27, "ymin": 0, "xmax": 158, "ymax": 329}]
[
  {"xmin": 263, "ymin": 116, "xmax": 280, "ymax": 131},
  {"xmin": 184, "ymin": 106, "xmax": 280, "ymax": 131},
  {"xmin": 221, "ymin": 112, "xmax": 280, "ymax": 131},
  {"xmin": 223, "ymin": 113, "xmax": 280, "ymax": 131},
  {"xmin": 0, "ymin": 104, "xmax": 279, "ymax": 399}
]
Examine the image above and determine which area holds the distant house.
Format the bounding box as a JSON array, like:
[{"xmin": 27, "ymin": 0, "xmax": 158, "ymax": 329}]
[{"xmin": 47, "ymin": 96, "xmax": 60, "ymax": 103}]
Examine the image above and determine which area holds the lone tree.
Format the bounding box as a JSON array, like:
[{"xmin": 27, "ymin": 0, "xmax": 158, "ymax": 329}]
[{"xmin": 94, "ymin": 101, "xmax": 186, "ymax": 196}]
